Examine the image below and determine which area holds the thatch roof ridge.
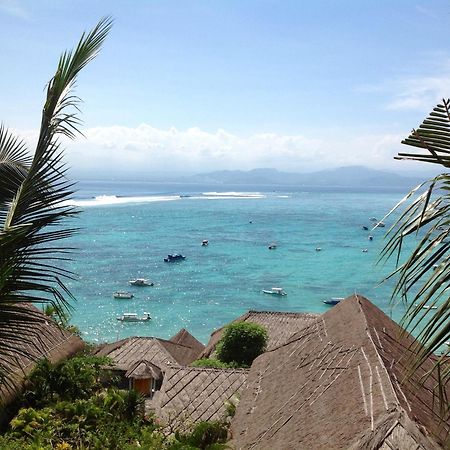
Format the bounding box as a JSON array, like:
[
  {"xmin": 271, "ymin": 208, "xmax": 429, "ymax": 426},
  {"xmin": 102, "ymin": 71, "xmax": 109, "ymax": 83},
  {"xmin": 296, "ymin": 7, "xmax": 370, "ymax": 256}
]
[{"xmin": 230, "ymin": 295, "xmax": 449, "ymax": 449}]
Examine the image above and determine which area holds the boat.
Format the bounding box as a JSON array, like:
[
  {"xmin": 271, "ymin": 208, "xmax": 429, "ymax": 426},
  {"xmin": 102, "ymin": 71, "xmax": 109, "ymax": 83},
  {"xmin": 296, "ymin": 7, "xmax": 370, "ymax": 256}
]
[
  {"xmin": 362, "ymin": 226, "xmax": 369, "ymax": 230},
  {"xmin": 113, "ymin": 291, "xmax": 134, "ymax": 299},
  {"xmin": 129, "ymin": 278, "xmax": 153, "ymax": 286},
  {"xmin": 164, "ymin": 254, "xmax": 186, "ymax": 262},
  {"xmin": 116, "ymin": 312, "xmax": 151, "ymax": 322},
  {"xmin": 323, "ymin": 297, "xmax": 344, "ymax": 305},
  {"xmin": 369, "ymin": 217, "xmax": 378, "ymax": 222},
  {"xmin": 268, "ymin": 243, "xmax": 277, "ymax": 250},
  {"xmin": 262, "ymin": 287, "xmax": 287, "ymax": 296},
  {"xmin": 375, "ymin": 221, "xmax": 386, "ymax": 228},
  {"xmin": 202, "ymin": 240, "xmax": 209, "ymax": 246},
  {"xmin": 422, "ymin": 305, "xmax": 438, "ymax": 310}
]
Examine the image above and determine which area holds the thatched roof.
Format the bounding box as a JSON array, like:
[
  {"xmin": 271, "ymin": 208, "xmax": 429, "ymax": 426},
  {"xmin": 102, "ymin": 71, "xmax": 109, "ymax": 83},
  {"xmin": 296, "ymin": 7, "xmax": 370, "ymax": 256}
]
[
  {"xmin": 169, "ymin": 328, "xmax": 205, "ymax": 356},
  {"xmin": 94, "ymin": 335, "xmax": 202, "ymax": 373},
  {"xmin": 0, "ymin": 303, "xmax": 84, "ymax": 409},
  {"xmin": 201, "ymin": 310, "xmax": 319, "ymax": 358},
  {"xmin": 125, "ymin": 360, "xmax": 163, "ymax": 380},
  {"xmin": 151, "ymin": 365, "xmax": 248, "ymax": 431},
  {"xmin": 231, "ymin": 295, "xmax": 450, "ymax": 449}
]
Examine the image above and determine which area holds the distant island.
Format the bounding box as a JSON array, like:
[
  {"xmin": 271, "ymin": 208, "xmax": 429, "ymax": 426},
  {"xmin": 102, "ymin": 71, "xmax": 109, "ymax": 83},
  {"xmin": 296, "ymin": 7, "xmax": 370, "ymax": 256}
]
[{"xmin": 178, "ymin": 166, "xmax": 426, "ymax": 189}]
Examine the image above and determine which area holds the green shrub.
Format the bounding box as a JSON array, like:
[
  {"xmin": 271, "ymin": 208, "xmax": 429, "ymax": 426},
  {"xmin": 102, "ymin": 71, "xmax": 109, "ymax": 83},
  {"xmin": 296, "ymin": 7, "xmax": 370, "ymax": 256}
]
[
  {"xmin": 172, "ymin": 421, "xmax": 229, "ymax": 449},
  {"xmin": 23, "ymin": 355, "xmax": 111, "ymax": 406},
  {"xmin": 216, "ymin": 322, "xmax": 268, "ymax": 366},
  {"xmin": 191, "ymin": 359, "xmax": 231, "ymax": 369}
]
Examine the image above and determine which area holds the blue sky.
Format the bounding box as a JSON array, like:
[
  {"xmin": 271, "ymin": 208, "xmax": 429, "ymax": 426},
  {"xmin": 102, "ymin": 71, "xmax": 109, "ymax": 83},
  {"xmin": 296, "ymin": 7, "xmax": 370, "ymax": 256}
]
[{"xmin": 1, "ymin": 0, "xmax": 450, "ymax": 176}]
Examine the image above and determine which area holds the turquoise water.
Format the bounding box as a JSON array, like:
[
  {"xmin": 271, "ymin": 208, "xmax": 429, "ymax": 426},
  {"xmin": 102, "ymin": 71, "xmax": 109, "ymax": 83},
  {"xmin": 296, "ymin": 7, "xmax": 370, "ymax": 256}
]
[{"xmin": 64, "ymin": 181, "xmax": 412, "ymax": 344}]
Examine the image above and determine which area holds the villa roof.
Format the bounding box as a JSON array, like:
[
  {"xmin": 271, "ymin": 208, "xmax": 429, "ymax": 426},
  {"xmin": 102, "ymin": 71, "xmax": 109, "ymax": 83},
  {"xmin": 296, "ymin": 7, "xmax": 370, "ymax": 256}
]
[
  {"xmin": 125, "ymin": 360, "xmax": 163, "ymax": 380},
  {"xmin": 0, "ymin": 303, "xmax": 84, "ymax": 410},
  {"xmin": 94, "ymin": 334, "xmax": 202, "ymax": 372},
  {"xmin": 201, "ymin": 310, "xmax": 319, "ymax": 358},
  {"xmin": 153, "ymin": 365, "xmax": 248, "ymax": 431},
  {"xmin": 169, "ymin": 328, "xmax": 205, "ymax": 356},
  {"xmin": 231, "ymin": 295, "xmax": 450, "ymax": 450}
]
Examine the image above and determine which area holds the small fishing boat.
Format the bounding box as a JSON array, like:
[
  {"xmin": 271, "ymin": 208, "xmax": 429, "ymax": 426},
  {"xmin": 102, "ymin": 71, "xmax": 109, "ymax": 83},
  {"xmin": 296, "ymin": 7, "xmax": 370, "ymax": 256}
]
[
  {"xmin": 421, "ymin": 305, "xmax": 438, "ymax": 310},
  {"xmin": 129, "ymin": 278, "xmax": 153, "ymax": 286},
  {"xmin": 164, "ymin": 254, "xmax": 186, "ymax": 262},
  {"xmin": 362, "ymin": 226, "xmax": 369, "ymax": 230},
  {"xmin": 375, "ymin": 221, "xmax": 386, "ymax": 228},
  {"xmin": 202, "ymin": 240, "xmax": 209, "ymax": 246},
  {"xmin": 116, "ymin": 312, "xmax": 151, "ymax": 322},
  {"xmin": 323, "ymin": 297, "xmax": 344, "ymax": 306},
  {"xmin": 268, "ymin": 243, "xmax": 277, "ymax": 249},
  {"xmin": 262, "ymin": 287, "xmax": 287, "ymax": 296},
  {"xmin": 113, "ymin": 291, "xmax": 134, "ymax": 299}
]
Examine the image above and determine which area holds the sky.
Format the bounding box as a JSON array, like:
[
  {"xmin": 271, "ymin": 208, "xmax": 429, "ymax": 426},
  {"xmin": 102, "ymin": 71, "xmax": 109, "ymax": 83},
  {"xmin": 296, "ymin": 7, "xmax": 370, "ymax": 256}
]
[{"xmin": 1, "ymin": 0, "xmax": 450, "ymax": 178}]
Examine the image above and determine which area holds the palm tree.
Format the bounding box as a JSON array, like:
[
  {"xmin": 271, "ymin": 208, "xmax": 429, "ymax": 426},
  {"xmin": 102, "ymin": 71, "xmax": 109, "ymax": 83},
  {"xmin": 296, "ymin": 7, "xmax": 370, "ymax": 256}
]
[
  {"xmin": 381, "ymin": 99, "xmax": 450, "ymax": 417},
  {"xmin": 0, "ymin": 18, "xmax": 112, "ymax": 388}
]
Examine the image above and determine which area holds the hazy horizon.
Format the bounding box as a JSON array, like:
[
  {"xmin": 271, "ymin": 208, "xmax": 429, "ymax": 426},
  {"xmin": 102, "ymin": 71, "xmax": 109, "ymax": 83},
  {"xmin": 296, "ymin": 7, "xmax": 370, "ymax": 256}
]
[{"xmin": 3, "ymin": 1, "xmax": 450, "ymax": 175}]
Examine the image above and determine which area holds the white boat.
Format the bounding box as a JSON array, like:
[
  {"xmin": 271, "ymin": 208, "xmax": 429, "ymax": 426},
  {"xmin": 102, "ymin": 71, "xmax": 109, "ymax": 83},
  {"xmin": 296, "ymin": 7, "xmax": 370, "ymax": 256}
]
[
  {"xmin": 375, "ymin": 221, "xmax": 386, "ymax": 228},
  {"xmin": 268, "ymin": 243, "xmax": 277, "ymax": 250},
  {"xmin": 129, "ymin": 278, "xmax": 153, "ymax": 286},
  {"xmin": 262, "ymin": 287, "xmax": 287, "ymax": 296},
  {"xmin": 202, "ymin": 240, "xmax": 209, "ymax": 246},
  {"xmin": 113, "ymin": 291, "xmax": 134, "ymax": 299},
  {"xmin": 116, "ymin": 312, "xmax": 151, "ymax": 322},
  {"xmin": 422, "ymin": 305, "xmax": 438, "ymax": 310}
]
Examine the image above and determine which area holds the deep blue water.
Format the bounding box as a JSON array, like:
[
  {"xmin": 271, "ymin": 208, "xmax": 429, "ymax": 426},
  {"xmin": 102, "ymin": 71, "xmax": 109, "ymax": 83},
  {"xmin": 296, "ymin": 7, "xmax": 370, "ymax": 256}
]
[{"xmin": 62, "ymin": 181, "xmax": 412, "ymax": 344}]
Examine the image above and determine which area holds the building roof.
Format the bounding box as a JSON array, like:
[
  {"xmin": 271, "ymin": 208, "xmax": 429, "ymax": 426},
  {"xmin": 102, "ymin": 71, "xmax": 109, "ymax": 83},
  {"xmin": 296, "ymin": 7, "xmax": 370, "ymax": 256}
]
[
  {"xmin": 169, "ymin": 328, "xmax": 205, "ymax": 356},
  {"xmin": 94, "ymin": 334, "xmax": 202, "ymax": 373},
  {"xmin": 0, "ymin": 303, "xmax": 84, "ymax": 409},
  {"xmin": 125, "ymin": 360, "xmax": 163, "ymax": 380},
  {"xmin": 201, "ymin": 310, "xmax": 319, "ymax": 358},
  {"xmin": 152, "ymin": 365, "xmax": 248, "ymax": 431},
  {"xmin": 231, "ymin": 295, "xmax": 450, "ymax": 450}
]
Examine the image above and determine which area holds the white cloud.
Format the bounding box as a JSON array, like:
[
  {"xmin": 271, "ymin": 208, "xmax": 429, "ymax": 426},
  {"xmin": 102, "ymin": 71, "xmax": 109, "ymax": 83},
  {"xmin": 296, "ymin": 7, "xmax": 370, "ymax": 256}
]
[
  {"xmin": 386, "ymin": 75, "xmax": 450, "ymax": 111},
  {"xmin": 16, "ymin": 123, "xmax": 425, "ymax": 175}
]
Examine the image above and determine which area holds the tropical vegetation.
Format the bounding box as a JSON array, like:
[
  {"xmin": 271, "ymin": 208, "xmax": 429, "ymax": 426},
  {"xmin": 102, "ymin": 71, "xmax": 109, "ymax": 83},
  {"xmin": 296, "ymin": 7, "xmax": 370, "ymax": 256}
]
[
  {"xmin": 215, "ymin": 322, "xmax": 268, "ymax": 367},
  {"xmin": 0, "ymin": 17, "xmax": 112, "ymax": 390},
  {"xmin": 382, "ymin": 99, "xmax": 450, "ymax": 418}
]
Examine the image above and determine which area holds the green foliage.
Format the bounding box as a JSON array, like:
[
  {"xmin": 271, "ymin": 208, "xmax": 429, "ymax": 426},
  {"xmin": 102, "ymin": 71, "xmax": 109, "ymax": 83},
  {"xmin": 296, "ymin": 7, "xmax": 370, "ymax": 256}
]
[
  {"xmin": 0, "ymin": 17, "xmax": 111, "ymax": 389},
  {"xmin": 191, "ymin": 358, "xmax": 235, "ymax": 369},
  {"xmin": 216, "ymin": 322, "xmax": 268, "ymax": 366},
  {"xmin": 23, "ymin": 355, "xmax": 111, "ymax": 407},
  {"xmin": 172, "ymin": 421, "xmax": 229, "ymax": 450},
  {"xmin": 7, "ymin": 390, "xmax": 156, "ymax": 449}
]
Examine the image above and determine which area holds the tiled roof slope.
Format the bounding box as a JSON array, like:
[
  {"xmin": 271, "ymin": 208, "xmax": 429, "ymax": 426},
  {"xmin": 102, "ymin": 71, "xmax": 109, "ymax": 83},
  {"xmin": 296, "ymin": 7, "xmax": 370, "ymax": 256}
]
[
  {"xmin": 0, "ymin": 304, "xmax": 84, "ymax": 408},
  {"xmin": 94, "ymin": 335, "xmax": 201, "ymax": 371},
  {"xmin": 201, "ymin": 310, "xmax": 319, "ymax": 358},
  {"xmin": 154, "ymin": 365, "xmax": 248, "ymax": 431},
  {"xmin": 169, "ymin": 328, "xmax": 205, "ymax": 357},
  {"xmin": 231, "ymin": 295, "xmax": 449, "ymax": 450}
]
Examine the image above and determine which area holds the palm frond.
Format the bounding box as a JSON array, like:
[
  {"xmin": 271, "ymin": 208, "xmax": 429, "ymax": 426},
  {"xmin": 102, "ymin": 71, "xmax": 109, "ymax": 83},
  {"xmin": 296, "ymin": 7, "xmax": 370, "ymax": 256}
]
[
  {"xmin": 381, "ymin": 100, "xmax": 450, "ymax": 422},
  {"xmin": 0, "ymin": 17, "xmax": 111, "ymax": 389}
]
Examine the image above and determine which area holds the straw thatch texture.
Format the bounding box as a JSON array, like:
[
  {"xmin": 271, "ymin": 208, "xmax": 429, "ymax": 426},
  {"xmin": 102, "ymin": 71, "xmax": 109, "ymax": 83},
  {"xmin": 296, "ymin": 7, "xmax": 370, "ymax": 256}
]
[
  {"xmin": 169, "ymin": 328, "xmax": 205, "ymax": 356},
  {"xmin": 94, "ymin": 335, "xmax": 202, "ymax": 373},
  {"xmin": 153, "ymin": 365, "xmax": 248, "ymax": 431},
  {"xmin": 201, "ymin": 310, "xmax": 319, "ymax": 359},
  {"xmin": 231, "ymin": 295, "xmax": 449, "ymax": 450},
  {"xmin": 0, "ymin": 304, "xmax": 84, "ymax": 409}
]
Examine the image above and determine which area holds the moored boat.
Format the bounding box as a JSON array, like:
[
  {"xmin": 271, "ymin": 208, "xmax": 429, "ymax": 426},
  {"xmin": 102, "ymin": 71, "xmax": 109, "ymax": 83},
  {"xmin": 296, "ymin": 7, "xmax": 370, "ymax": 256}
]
[
  {"xmin": 164, "ymin": 254, "xmax": 186, "ymax": 262},
  {"xmin": 323, "ymin": 297, "xmax": 344, "ymax": 306},
  {"xmin": 129, "ymin": 278, "xmax": 153, "ymax": 286},
  {"xmin": 113, "ymin": 291, "xmax": 134, "ymax": 299},
  {"xmin": 116, "ymin": 312, "xmax": 151, "ymax": 322},
  {"xmin": 262, "ymin": 287, "xmax": 287, "ymax": 296}
]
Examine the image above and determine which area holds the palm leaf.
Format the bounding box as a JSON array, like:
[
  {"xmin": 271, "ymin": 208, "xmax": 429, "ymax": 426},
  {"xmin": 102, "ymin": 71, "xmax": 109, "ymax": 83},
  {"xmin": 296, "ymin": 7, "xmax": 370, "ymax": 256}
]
[
  {"xmin": 382, "ymin": 100, "xmax": 450, "ymax": 422},
  {"xmin": 0, "ymin": 17, "xmax": 112, "ymax": 391}
]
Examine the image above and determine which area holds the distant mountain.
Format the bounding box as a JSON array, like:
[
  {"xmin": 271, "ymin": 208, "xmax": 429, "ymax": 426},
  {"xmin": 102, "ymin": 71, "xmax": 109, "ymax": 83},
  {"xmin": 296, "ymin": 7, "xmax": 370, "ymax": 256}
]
[{"xmin": 181, "ymin": 166, "xmax": 424, "ymax": 188}]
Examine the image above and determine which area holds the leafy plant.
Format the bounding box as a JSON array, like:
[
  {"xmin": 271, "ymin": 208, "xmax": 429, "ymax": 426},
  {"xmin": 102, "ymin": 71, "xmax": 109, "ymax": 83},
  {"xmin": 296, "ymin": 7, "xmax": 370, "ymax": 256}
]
[
  {"xmin": 172, "ymin": 421, "xmax": 229, "ymax": 450},
  {"xmin": 381, "ymin": 99, "xmax": 450, "ymax": 420},
  {"xmin": 0, "ymin": 17, "xmax": 112, "ymax": 388},
  {"xmin": 190, "ymin": 359, "xmax": 236, "ymax": 369},
  {"xmin": 216, "ymin": 322, "xmax": 268, "ymax": 366}
]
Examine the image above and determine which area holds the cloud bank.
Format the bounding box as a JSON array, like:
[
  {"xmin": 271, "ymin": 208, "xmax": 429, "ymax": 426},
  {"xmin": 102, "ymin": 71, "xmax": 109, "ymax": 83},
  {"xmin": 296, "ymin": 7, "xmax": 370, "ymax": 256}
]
[{"xmin": 17, "ymin": 123, "xmax": 411, "ymax": 176}]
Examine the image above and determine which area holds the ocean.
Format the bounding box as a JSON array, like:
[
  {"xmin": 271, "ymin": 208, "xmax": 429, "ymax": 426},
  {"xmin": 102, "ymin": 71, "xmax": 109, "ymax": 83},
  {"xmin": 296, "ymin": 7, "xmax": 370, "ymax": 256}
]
[{"xmin": 63, "ymin": 180, "xmax": 414, "ymax": 344}]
